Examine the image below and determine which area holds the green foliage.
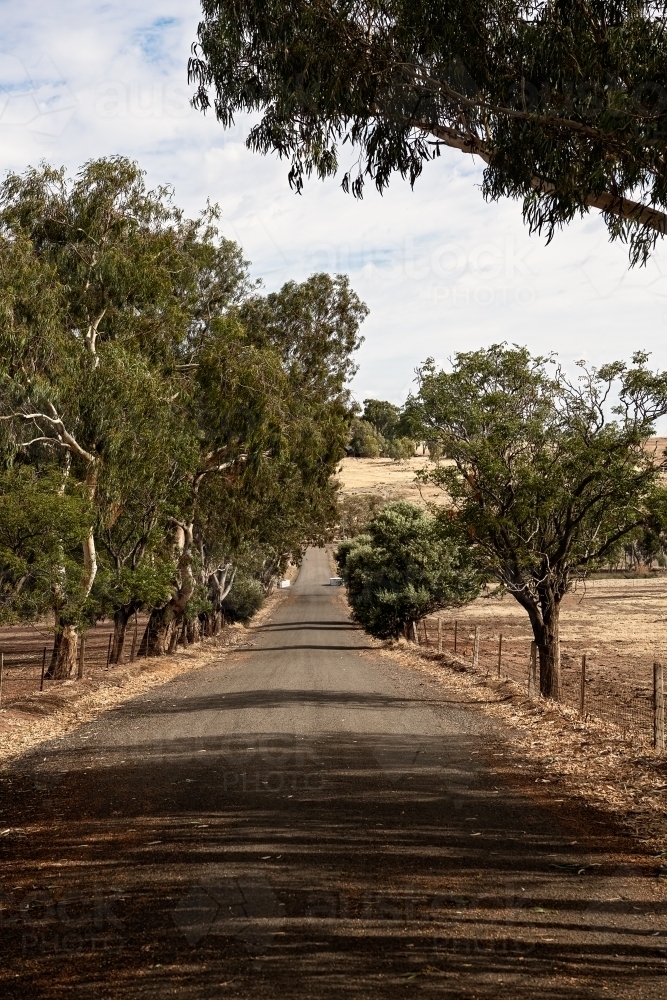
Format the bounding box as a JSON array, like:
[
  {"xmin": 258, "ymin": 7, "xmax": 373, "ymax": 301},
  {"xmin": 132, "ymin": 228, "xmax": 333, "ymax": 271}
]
[
  {"xmin": 222, "ymin": 575, "xmax": 265, "ymax": 621},
  {"xmin": 362, "ymin": 399, "xmax": 400, "ymax": 439},
  {"xmin": 348, "ymin": 417, "xmax": 384, "ymax": 458},
  {"xmin": 190, "ymin": 1, "xmax": 667, "ymax": 264},
  {"xmin": 395, "ymin": 398, "xmax": 426, "ymax": 441},
  {"xmin": 337, "ymin": 493, "xmax": 387, "ymax": 539},
  {"xmin": 335, "ymin": 501, "xmax": 480, "ymax": 639},
  {"xmin": 90, "ymin": 559, "xmax": 176, "ymax": 624},
  {"xmin": 622, "ymin": 483, "xmax": 667, "ymax": 570},
  {"xmin": 0, "ymin": 156, "xmax": 367, "ymax": 643},
  {"xmin": 361, "ymin": 398, "xmax": 415, "ymax": 457},
  {"xmin": 0, "ymin": 467, "xmax": 91, "ymax": 623},
  {"xmin": 239, "ymin": 273, "xmax": 366, "ymax": 401},
  {"xmin": 384, "ymin": 436, "xmax": 415, "ymax": 461},
  {"xmin": 415, "ymin": 344, "xmax": 667, "ymax": 695}
]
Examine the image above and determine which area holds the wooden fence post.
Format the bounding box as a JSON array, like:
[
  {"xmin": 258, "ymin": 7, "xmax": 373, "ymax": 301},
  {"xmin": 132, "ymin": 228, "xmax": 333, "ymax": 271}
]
[
  {"xmin": 130, "ymin": 614, "xmax": 138, "ymax": 662},
  {"xmin": 497, "ymin": 634, "xmax": 503, "ymax": 678},
  {"xmin": 77, "ymin": 637, "xmax": 85, "ymax": 680},
  {"xmin": 654, "ymin": 662, "xmax": 665, "ymax": 752},
  {"xmin": 454, "ymin": 620, "xmax": 458, "ymax": 654},
  {"xmin": 472, "ymin": 626, "xmax": 480, "ymax": 669},
  {"xmin": 579, "ymin": 655, "xmax": 586, "ymax": 718},
  {"xmin": 106, "ymin": 633, "xmax": 112, "ymax": 669},
  {"xmin": 40, "ymin": 646, "xmax": 47, "ymax": 691},
  {"xmin": 412, "ymin": 621, "xmax": 420, "ymax": 645},
  {"xmin": 0, "ymin": 651, "xmax": 3, "ymax": 708},
  {"xmin": 437, "ymin": 618, "xmax": 442, "ymax": 655},
  {"xmin": 528, "ymin": 642, "xmax": 537, "ymax": 696},
  {"xmin": 423, "ymin": 619, "xmax": 428, "ymax": 646}
]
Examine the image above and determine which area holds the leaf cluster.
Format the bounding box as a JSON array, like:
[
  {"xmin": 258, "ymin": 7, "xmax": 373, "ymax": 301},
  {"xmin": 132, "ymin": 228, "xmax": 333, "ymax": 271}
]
[
  {"xmin": 415, "ymin": 344, "xmax": 667, "ymax": 615},
  {"xmin": 190, "ymin": 1, "xmax": 667, "ymax": 263},
  {"xmin": 336, "ymin": 500, "xmax": 480, "ymax": 638}
]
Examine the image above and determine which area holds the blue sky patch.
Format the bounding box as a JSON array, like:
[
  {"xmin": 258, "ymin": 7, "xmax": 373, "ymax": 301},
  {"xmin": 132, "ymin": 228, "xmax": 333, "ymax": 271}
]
[{"xmin": 136, "ymin": 16, "xmax": 179, "ymax": 64}]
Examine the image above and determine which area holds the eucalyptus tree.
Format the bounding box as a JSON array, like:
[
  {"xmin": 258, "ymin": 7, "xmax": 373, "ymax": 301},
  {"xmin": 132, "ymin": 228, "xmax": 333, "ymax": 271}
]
[
  {"xmin": 93, "ymin": 399, "xmax": 197, "ymax": 663},
  {"xmin": 416, "ymin": 345, "xmax": 667, "ymax": 699},
  {"xmin": 0, "ymin": 466, "xmax": 91, "ymax": 626},
  {"xmin": 362, "ymin": 400, "xmax": 400, "ymax": 440},
  {"xmin": 0, "ymin": 158, "xmax": 226, "ymax": 674},
  {"xmin": 141, "ymin": 272, "xmax": 367, "ymax": 653},
  {"xmin": 0, "ymin": 157, "xmax": 367, "ymax": 669},
  {"xmin": 190, "ymin": 1, "xmax": 667, "ymax": 263},
  {"xmin": 140, "ymin": 319, "xmax": 290, "ymax": 654}
]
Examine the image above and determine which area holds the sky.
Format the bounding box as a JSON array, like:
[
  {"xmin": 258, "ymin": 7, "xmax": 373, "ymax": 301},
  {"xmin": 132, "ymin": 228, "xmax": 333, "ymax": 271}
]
[{"xmin": 2, "ymin": 0, "xmax": 667, "ymax": 415}]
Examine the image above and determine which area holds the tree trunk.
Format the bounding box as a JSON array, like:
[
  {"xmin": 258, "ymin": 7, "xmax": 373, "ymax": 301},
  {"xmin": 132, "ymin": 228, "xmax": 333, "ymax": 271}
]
[
  {"xmin": 47, "ymin": 619, "xmax": 78, "ymax": 679},
  {"xmin": 110, "ymin": 603, "xmax": 142, "ymax": 664},
  {"xmin": 511, "ymin": 588, "xmax": 562, "ymax": 700},
  {"xmin": 141, "ymin": 605, "xmax": 176, "ymax": 657},
  {"xmin": 167, "ymin": 618, "xmax": 181, "ymax": 654},
  {"xmin": 533, "ymin": 602, "xmax": 561, "ymax": 700},
  {"xmin": 202, "ymin": 611, "xmax": 217, "ymax": 637},
  {"xmin": 140, "ymin": 521, "xmax": 196, "ymax": 656}
]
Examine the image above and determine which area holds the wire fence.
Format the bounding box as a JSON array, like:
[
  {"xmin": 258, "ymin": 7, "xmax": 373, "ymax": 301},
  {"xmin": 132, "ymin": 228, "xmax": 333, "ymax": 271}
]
[
  {"xmin": 0, "ymin": 613, "xmax": 228, "ymax": 709},
  {"xmin": 418, "ymin": 616, "xmax": 665, "ymax": 750}
]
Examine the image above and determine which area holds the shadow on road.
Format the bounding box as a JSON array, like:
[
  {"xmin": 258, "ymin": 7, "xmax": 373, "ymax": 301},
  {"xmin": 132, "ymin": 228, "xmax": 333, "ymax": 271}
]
[{"xmin": 1, "ymin": 730, "xmax": 665, "ymax": 999}]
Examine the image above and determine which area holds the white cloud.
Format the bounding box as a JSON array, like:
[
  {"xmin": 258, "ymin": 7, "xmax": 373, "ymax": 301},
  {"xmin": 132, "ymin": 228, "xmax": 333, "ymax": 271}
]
[{"xmin": 1, "ymin": 0, "xmax": 666, "ymax": 423}]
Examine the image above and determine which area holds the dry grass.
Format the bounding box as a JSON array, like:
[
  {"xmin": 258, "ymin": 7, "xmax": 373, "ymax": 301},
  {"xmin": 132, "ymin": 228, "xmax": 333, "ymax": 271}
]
[
  {"xmin": 335, "ymin": 456, "xmax": 447, "ymax": 507},
  {"xmin": 334, "ymin": 457, "xmax": 667, "ymax": 744}
]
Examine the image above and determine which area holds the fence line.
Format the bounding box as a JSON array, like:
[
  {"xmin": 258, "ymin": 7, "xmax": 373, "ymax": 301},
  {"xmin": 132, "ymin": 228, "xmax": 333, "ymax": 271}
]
[
  {"xmin": 0, "ymin": 613, "xmax": 231, "ymax": 709},
  {"xmin": 419, "ymin": 616, "xmax": 662, "ymax": 749}
]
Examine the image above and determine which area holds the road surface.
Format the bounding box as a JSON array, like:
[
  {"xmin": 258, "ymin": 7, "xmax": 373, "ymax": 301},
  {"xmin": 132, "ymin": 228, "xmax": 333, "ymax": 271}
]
[{"xmin": 0, "ymin": 547, "xmax": 665, "ymax": 998}]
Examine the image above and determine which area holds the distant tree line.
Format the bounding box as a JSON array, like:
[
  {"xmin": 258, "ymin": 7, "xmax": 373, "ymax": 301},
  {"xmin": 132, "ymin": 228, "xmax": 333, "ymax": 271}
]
[{"xmin": 346, "ymin": 397, "xmax": 436, "ymax": 460}]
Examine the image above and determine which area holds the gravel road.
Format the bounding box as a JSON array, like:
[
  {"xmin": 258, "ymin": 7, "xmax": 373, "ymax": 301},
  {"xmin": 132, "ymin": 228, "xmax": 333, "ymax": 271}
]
[{"xmin": 0, "ymin": 547, "xmax": 665, "ymax": 998}]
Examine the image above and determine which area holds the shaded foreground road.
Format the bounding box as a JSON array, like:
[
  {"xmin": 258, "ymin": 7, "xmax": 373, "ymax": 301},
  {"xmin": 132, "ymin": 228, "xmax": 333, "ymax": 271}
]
[{"xmin": 0, "ymin": 548, "xmax": 665, "ymax": 998}]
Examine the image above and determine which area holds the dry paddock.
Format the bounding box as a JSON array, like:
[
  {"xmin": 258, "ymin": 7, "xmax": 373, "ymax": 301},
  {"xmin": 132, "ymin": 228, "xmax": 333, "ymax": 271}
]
[{"xmin": 421, "ymin": 575, "xmax": 667, "ymax": 742}]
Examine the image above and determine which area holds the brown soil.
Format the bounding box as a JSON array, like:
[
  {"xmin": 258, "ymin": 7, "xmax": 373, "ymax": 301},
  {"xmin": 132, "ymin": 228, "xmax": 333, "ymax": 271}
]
[{"xmin": 424, "ymin": 576, "xmax": 666, "ymax": 740}]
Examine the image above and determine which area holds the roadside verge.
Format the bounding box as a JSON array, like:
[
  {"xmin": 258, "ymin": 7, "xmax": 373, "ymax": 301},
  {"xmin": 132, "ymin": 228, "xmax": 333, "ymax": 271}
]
[{"xmin": 0, "ymin": 584, "xmax": 292, "ymax": 766}]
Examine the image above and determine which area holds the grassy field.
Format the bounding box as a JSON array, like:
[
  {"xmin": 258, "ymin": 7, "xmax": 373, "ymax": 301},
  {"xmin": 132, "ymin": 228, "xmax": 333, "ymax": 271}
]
[{"xmin": 335, "ymin": 456, "xmax": 446, "ymax": 507}]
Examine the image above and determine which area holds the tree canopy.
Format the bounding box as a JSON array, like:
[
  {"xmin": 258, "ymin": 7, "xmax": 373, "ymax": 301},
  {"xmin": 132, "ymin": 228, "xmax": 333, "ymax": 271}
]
[
  {"xmin": 414, "ymin": 344, "xmax": 667, "ymax": 697},
  {"xmin": 0, "ymin": 157, "xmax": 366, "ymax": 674},
  {"xmin": 190, "ymin": 1, "xmax": 667, "ymax": 264},
  {"xmin": 336, "ymin": 501, "xmax": 480, "ymax": 639}
]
